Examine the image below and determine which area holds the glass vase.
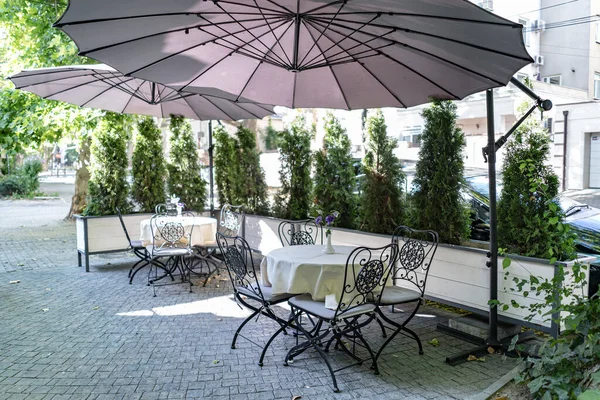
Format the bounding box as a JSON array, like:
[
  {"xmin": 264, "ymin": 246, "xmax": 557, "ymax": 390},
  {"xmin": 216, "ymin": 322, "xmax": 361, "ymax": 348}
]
[{"xmin": 323, "ymin": 231, "xmax": 335, "ymax": 254}]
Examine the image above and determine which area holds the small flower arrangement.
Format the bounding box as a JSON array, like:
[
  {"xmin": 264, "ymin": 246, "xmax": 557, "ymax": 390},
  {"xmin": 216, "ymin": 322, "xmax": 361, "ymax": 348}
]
[
  {"xmin": 169, "ymin": 194, "xmax": 185, "ymax": 209},
  {"xmin": 315, "ymin": 210, "xmax": 340, "ymax": 235}
]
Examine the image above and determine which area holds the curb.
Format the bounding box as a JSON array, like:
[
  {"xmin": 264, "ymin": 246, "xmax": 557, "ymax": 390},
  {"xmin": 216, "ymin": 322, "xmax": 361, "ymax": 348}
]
[{"xmin": 466, "ymin": 365, "xmax": 521, "ymax": 400}]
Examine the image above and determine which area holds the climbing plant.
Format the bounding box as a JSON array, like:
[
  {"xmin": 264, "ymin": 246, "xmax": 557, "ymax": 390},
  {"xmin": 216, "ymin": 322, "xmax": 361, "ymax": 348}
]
[
  {"xmin": 131, "ymin": 116, "xmax": 166, "ymax": 213},
  {"xmin": 274, "ymin": 116, "xmax": 314, "ymax": 220},
  {"xmin": 85, "ymin": 112, "xmax": 134, "ymax": 216},
  {"xmin": 358, "ymin": 110, "xmax": 404, "ymax": 234},
  {"xmin": 313, "ymin": 113, "xmax": 356, "ymax": 228},
  {"xmin": 411, "ymin": 100, "xmax": 470, "ymax": 245},
  {"xmin": 167, "ymin": 115, "xmax": 207, "ymax": 211}
]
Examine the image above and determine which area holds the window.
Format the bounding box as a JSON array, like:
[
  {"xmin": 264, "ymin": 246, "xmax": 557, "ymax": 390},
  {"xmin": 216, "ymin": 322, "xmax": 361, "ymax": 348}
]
[
  {"xmin": 519, "ymin": 18, "xmax": 530, "ymax": 46},
  {"xmin": 477, "ymin": 0, "xmax": 493, "ymax": 11},
  {"xmin": 401, "ymin": 126, "xmax": 422, "ymax": 148},
  {"xmin": 594, "ymin": 73, "xmax": 600, "ymax": 99},
  {"xmin": 596, "ymin": 22, "xmax": 600, "ymax": 43},
  {"xmin": 516, "ymin": 73, "xmax": 528, "ymax": 82},
  {"xmin": 543, "ymin": 75, "xmax": 562, "ymax": 85}
]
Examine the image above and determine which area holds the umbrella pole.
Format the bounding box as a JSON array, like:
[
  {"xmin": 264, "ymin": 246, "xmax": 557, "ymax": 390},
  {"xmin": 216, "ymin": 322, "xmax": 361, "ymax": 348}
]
[
  {"xmin": 208, "ymin": 120, "xmax": 214, "ymax": 213},
  {"xmin": 443, "ymin": 79, "xmax": 553, "ymax": 365}
]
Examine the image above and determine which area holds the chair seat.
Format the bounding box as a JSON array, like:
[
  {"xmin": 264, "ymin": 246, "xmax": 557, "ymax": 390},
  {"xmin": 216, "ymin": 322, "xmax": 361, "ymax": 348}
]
[
  {"xmin": 238, "ymin": 284, "xmax": 294, "ymax": 304},
  {"xmin": 377, "ymin": 286, "xmax": 421, "ymax": 306},
  {"xmin": 130, "ymin": 240, "xmax": 145, "ymax": 249},
  {"xmin": 147, "ymin": 246, "xmax": 190, "ymax": 257},
  {"xmin": 289, "ymin": 294, "xmax": 376, "ymax": 321}
]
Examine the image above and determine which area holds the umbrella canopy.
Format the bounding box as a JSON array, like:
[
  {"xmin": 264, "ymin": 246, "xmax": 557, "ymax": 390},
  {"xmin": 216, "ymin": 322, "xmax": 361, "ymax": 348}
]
[
  {"xmin": 55, "ymin": 0, "xmax": 532, "ymax": 110},
  {"xmin": 8, "ymin": 64, "xmax": 274, "ymax": 120}
]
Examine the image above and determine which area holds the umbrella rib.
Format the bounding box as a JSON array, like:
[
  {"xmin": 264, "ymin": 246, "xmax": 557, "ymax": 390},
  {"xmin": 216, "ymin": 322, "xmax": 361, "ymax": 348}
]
[
  {"xmin": 79, "ymin": 15, "xmax": 284, "ymax": 58},
  {"xmin": 301, "ymin": 14, "xmax": 380, "ymax": 69},
  {"xmin": 253, "ymin": 0, "xmax": 293, "ymax": 67},
  {"xmin": 302, "ymin": 20, "xmax": 350, "ymax": 110},
  {"xmin": 234, "ymin": 17, "xmax": 296, "ymax": 102},
  {"xmin": 308, "ymin": 11, "xmax": 519, "ymax": 28},
  {"xmin": 211, "ymin": 0, "xmax": 287, "ymax": 16},
  {"xmin": 202, "ymin": 95, "xmax": 235, "ymax": 121},
  {"xmin": 307, "ymin": 43, "xmax": 393, "ymax": 69},
  {"xmin": 178, "ymin": 18, "xmax": 292, "ymax": 92},
  {"xmin": 305, "ymin": 20, "xmax": 406, "ymax": 107},
  {"xmin": 310, "ymin": 18, "xmax": 506, "ymax": 87},
  {"xmin": 129, "ymin": 17, "xmax": 290, "ymax": 77},
  {"xmin": 308, "ymin": 19, "xmax": 460, "ymax": 99},
  {"xmin": 119, "ymin": 80, "xmax": 147, "ymax": 113},
  {"xmin": 309, "ymin": 16, "xmax": 532, "ymax": 62},
  {"xmin": 197, "ymin": 13, "xmax": 290, "ymax": 68},
  {"xmin": 79, "ymin": 84, "xmax": 124, "ymax": 109},
  {"xmin": 297, "ymin": 0, "xmax": 347, "ymax": 68},
  {"xmin": 9, "ymin": 72, "xmax": 97, "ymax": 89},
  {"xmin": 40, "ymin": 75, "xmax": 132, "ymax": 100},
  {"xmin": 181, "ymin": 94, "xmax": 204, "ymax": 120}
]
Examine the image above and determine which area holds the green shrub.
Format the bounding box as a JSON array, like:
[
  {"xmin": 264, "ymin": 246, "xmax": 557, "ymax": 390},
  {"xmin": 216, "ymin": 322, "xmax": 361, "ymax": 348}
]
[
  {"xmin": 167, "ymin": 115, "xmax": 207, "ymax": 211},
  {"xmin": 498, "ymin": 115, "xmax": 574, "ymax": 259},
  {"xmin": 131, "ymin": 116, "xmax": 166, "ymax": 213},
  {"xmin": 411, "ymin": 100, "xmax": 470, "ymax": 245},
  {"xmin": 274, "ymin": 116, "xmax": 314, "ymax": 220},
  {"xmin": 214, "ymin": 125, "xmax": 236, "ymax": 207},
  {"xmin": 85, "ymin": 112, "xmax": 133, "ymax": 216},
  {"xmin": 0, "ymin": 174, "xmax": 30, "ymax": 196},
  {"xmin": 313, "ymin": 113, "xmax": 356, "ymax": 228},
  {"xmin": 358, "ymin": 110, "xmax": 404, "ymax": 234}
]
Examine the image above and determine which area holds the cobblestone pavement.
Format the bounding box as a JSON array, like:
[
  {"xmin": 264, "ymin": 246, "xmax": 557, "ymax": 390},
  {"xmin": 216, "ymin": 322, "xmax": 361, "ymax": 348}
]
[{"xmin": 0, "ymin": 201, "xmax": 517, "ymax": 400}]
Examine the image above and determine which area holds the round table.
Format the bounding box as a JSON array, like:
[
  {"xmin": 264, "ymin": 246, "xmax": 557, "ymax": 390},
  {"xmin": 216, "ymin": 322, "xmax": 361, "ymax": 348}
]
[
  {"xmin": 261, "ymin": 245, "xmax": 365, "ymax": 309},
  {"xmin": 139, "ymin": 216, "xmax": 217, "ymax": 247}
]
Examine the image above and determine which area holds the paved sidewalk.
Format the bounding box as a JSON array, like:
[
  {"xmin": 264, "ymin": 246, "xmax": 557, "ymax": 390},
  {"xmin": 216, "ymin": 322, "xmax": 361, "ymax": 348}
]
[{"xmin": 0, "ymin": 201, "xmax": 517, "ymax": 399}]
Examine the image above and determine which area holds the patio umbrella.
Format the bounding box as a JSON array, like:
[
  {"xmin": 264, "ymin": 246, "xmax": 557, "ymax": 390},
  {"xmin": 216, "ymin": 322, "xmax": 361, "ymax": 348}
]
[
  {"xmin": 8, "ymin": 64, "xmax": 275, "ymax": 120},
  {"xmin": 54, "ymin": 0, "xmax": 532, "ymax": 109}
]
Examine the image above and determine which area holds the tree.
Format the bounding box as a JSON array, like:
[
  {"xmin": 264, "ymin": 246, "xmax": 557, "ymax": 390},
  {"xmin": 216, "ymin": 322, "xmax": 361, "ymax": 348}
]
[
  {"xmin": 274, "ymin": 116, "xmax": 314, "ymax": 220},
  {"xmin": 358, "ymin": 110, "xmax": 404, "ymax": 234},
  {"xmin": 234, "ymin": 125, "xmax": 270, "ymax": 214},
  {"xmin": 131, "ymin": 116, "xmax": 166, "ymax": 212},
  {"xmin": 498, "ymin": 113, "xmax": 575, "ymax": 259},
  {"xmin": 262, "ymin": 119, "xmax": 278, "ymax": 151},
  {"xmin": 411, "ymin": 100, "xmax": 470, "ymax": 245},
  {"xmin": 214, "ymin": 125, "xmax": 237, "ymax": 207},
  {"xmin": 167, "ymin": 115, "xmax": 207, "ymax": 211},
  {"xmin": 85, "ymin": 113, "xmax": 133, "ymax": 216},
  {"xmin": 313, "ymin": 113, "xmax": 356, "ymax": 228}
]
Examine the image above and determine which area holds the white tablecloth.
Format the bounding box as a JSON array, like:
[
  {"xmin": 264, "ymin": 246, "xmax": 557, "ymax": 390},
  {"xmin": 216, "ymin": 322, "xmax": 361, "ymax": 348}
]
[
  {"xmin": 261, "ymin": 245, "xmax": 389, "ymax": 309},
  {"xmin": 140, "ymin": 216, "xmax": 217, "ymax": 247}
]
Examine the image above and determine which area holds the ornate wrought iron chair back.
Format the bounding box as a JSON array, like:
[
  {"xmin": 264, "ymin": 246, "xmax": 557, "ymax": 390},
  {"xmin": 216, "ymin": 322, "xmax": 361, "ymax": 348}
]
[
  {"xmin": 391, "ymin": 226, "xmax": 439, "ymax": 296},
  {"xmin": 218, "ymin": 204, "xmax": 245, "ymax": 237},
  {"xmin": 278, "ymin": 219, "xmax": 323, "ymax": 246},
  {"xmin": 155, "ymin": 203, "xmax": 178, "ymax": 216},
  {"xmin": 334, "ymin": 243, "xmax": 399, "ymax": 320},
  {"xmin": 149, "ymin": 211, "xmax": 195, "ymax": 254},
  {"xmin": 216, "ymin": 232, "xmax": 263, "ymax": 301}
]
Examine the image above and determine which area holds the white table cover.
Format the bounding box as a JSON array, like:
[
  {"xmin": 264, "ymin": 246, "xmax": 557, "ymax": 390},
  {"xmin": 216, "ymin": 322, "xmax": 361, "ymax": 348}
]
[
  {"xmin": 261, "ymin": 245, "xmax": 390, "ymax": 309},
  {"xmin": 140, "ymin": 216, "xmax": 217, "ymax": 247}
]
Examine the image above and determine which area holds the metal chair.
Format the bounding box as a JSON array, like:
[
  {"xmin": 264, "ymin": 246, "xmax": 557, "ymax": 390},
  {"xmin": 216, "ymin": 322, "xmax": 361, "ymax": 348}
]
[
  {"xmin": 190, "ymin": 204, "xmax": 245, "ymax": 286},
  {"xmin": 282, "ymin": 244, "xmax": 399, "ymax": 392},
  {"xmin": 374, "ymin": 226, "xmax": 439, "ymax": 362},
  {"xmin": 216, "ymin": 232, "xmax": 295, "ymax": 366},
  {"xmin": 116, "ymin": 208, "xmax": 152, "ymax": 284},
  {"xmin": 278, "ymin": 219, "xmax": 323, "ymax": 246},
  {"xmin": 147, "ymin": 211, "xmax": 195, "ymax": 296}
]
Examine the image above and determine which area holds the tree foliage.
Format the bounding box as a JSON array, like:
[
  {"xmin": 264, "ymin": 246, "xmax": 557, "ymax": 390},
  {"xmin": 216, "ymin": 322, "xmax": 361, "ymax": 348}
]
[
  {"xmin": 498, "ymin": 114, "xmax": 575, "ymax": 259},
  {"xmin": 358, "ymin": 110, "xmax": 404, "ymax": 234},
  {"xmin": 262, "ymin": 119, "xmax": 278, "ymax": 151},
  {"xmin": 411, "ymin": 100, "xmax": 470, "ymax": 245},
  {"xmin": 131, "ymin": 116, "xmax": 166, "ymax": 213},
  {"xmin": 167, "ymin": 115, "xmax": 207, "ymax": 211},
  {"xmin": 274, "ymin": 117, "xmax": 314, "ymax": 220},
  {"xmin": 84, "ymin": 113, "xmax": 133, "ymax": 216},
  {"xmin": 313, "ymin": 113, "xmax": 356, "ymax": 228},
  {"xmin": 213, "ymin": 124, "xmax": 269, "ymax": 214}
]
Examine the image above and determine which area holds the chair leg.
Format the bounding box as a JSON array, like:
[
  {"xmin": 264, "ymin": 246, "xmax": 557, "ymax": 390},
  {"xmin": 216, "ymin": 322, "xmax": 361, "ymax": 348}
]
[
  {"xmin": 374, "ymin": 305, "xmax": 421, "ymax": 363},
  {"xmin": 284, "ymin": 310, "xmax": 339, "ymax": 393},
  {"xmin": 259, "ymin": 313, "xmax": 294, "ymax": 367},
  {"xmin": 376, "ymin": 316, "xmax": 388, "ymax": 338},
  {"xmin": 231, "ymin": 308, "xmax": 260, "ymax": 349},
  {"xmin": 129, "ymin": 260, "xmax": 149, "ymax": 284}
]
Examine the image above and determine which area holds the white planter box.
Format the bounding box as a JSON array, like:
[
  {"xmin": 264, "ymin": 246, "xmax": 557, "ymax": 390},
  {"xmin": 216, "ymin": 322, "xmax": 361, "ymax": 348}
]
[
  {"xmin": 75, "ymin": 213, "xmax": 154, "ymax": 272},
  {"xmin": 243, "ymin": 214, "xmax": 592, "ymax": 335}
]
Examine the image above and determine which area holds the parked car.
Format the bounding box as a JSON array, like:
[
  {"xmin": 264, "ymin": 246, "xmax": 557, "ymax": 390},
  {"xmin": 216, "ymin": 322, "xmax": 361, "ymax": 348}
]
[{"xmin": 464, "ymin": 175, "xmax": 600, "ymax": 255}]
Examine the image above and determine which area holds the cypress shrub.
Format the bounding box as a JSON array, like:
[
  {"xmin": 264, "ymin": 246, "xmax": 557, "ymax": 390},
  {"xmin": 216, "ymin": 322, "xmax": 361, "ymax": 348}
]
[
  {"xmin": 214, "ymin": 125, "xmax": 238, "ymax": 208},
  {"xmin": 358, "ymin": 110, "xmax": 404, "ymax": 234},
  {"xmin": 85, "ymin": 112, "xmax": 132, "ymax": 216},
  {"xmin": 313, "ymin": 112, "xmax": 356, "ymax": 228},
  {"xmin": 167, "ymin": 115, "xmax": 207, "ymax": 211},
  {"xmin": 274, "ymin": 116, "xmax": 313, "ymax": 220},
  {"xmin": 234, "ymin": 125, "xmax": 270, "ymax": 214},
  {"xmin": 131, "ymin": 116, "xmax": 166, "ymax": 213},
  {"xmin": 411, "ymin": 100, "xmax": 470, "ymax": 245}
]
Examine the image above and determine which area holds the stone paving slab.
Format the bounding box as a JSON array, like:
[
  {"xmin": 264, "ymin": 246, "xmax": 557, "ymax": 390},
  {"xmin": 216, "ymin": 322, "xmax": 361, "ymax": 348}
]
[{"xmin": 0, "ymin": 212, "xmax": 517, "ymax": 399}]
